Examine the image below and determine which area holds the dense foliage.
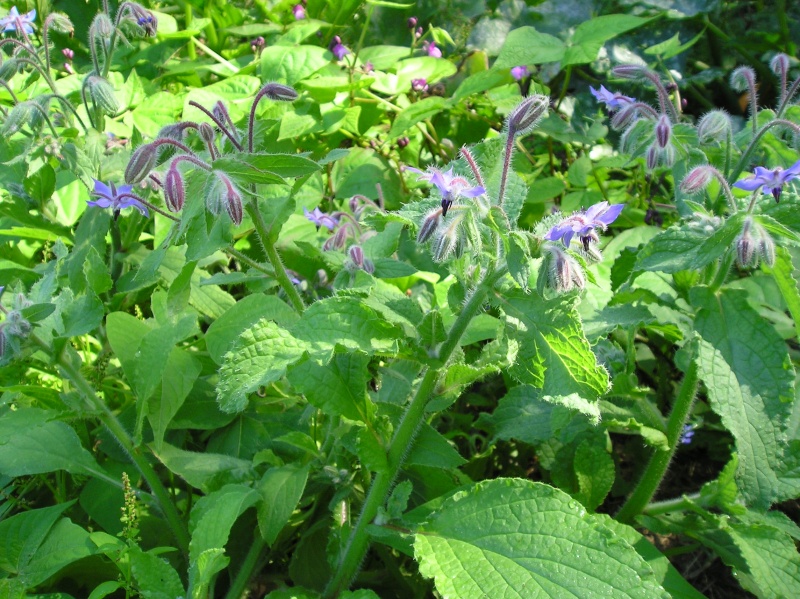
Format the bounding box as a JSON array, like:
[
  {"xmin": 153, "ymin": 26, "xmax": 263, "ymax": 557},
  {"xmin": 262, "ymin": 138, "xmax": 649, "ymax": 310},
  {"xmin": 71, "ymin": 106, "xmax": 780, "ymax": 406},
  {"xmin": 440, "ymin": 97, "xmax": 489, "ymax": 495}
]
[{"xmin": 1, "ymin": 1, "xmax": 800, "ymax": 598}]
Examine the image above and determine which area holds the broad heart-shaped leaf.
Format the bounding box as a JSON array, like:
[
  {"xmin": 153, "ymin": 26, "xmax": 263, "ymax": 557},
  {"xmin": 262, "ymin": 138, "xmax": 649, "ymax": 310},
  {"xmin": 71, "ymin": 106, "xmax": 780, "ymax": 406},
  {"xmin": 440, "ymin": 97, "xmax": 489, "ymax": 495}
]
[
  {"xmin": 635, "ymin": 213, "xmax": 744, "ymax": 274},
  {"xmin": 691, "ymin": 287, "xmax": 795, "ymax": 508},
  {"xmin": 287, "ymin": 351, "xmax": 376, "ymax": 424},
  {"xmin": 414, "ymin": 479, "xmax": 669, "ymax": 599},
  {"xmin": 563, "ymin": 15, "xmax": 652, "ymax": 65},
  {"xmin": 493, "ymin": 26, "xmax": 566, "ymax": 69},
  {"xmin": 260, "ymin": 45, "xmax": 329, "ymax": 86},
  {"xmin": 216, "ymin": 319, "xmax": 309, "ymax": 413},
  {"xmin": 388, "ymin": 97, "xmax": 448, "ymax": 138},
  {"xmin": 129, "ymin": 547, "xmax": 186, "ymax": 599},
  {"xmin": 212, "ymin": 153, "xmax": 320, "ymax": 182},
  {"xmin": 493, "ymin": 291, "xmax": 609, "ymax": 400},
  {"xmin": 0, "ymin": 502, "xmax": 72, "ymax": 576},
  {"xmin": 0, "ymin": 409, "xmax": 107, "ymax": 480},
  {"xmin": 256, "ymin": 465, "xmax": 310, "ymax": 545},
  {"xmin": 188, "ymin": 484, "xmax": 260, "ymax": 597},
  {"xmin": 290, "ymin": 296, "xmax": 402, "ymax": 359}
]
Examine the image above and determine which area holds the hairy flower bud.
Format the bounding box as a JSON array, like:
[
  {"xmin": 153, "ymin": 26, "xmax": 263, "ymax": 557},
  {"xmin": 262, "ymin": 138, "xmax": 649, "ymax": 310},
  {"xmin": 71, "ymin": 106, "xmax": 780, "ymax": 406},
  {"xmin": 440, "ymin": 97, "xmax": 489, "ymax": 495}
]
[
  {"xmin": 507, "ymin": 94, "xmax": 549, "ymax": 136},
  {"xmin": 90, "ymin": 13, "xmax": 114, "ymax": 39},
  {"xmin": 86, "ymin": 75, "xmax": 119, "ymax": 115},
  {"xmin": 697, "ymin": 110, "xmax": 732, "ymax": 144},
  {"xmin": 431, "ymin": 217, "xmax": 461, "ymax": 262},
  {"xmin": 407, "ymin": 16, "xmax": 418, "ymax": 29},
  {"xmin": 164, "ymin": 166, "xmax": 185, "ymax": 212},
  {"xmin": 610, "ymin": 103, "xmax": 638, "ymax": 131},
  {"xmin": 680, "ymin": 166, "xmax": 715, "ymax": 194},
  {"xmin": 736, "ymin": 218, "xmax": 756, "ymax": 268},
  {"xmin": 213, "ymin": 172, "xmax": 243, "ymax": 225},
  {"xmin": 646, "ymin": 145, "xmax": 659, "ymax": 170},
  {"xmin": 199, "ymin": 122, "xmax": 216, "ymax": 145},
  {"xmin": 212, "ymin": 101, "xmax": 234, "ymax": 131},
  {"xmin": 770, "ymin": 53, "xmax": 790, "ymax": 76},
  {"xmin": 543, "ymin": 244, "xmax": 585, "ymax": 293},
  {"xmin": 46, "ymin": 12, "xmax": 74, "ymax": 34},
  {"xmin": 125, "ymin": 143, "xmax": 158, "ymax": 184},
  {"xmin": 611, "ymin": 64, "xmax": 647, "ymax": 80},
  {"xmin": 759, "ymin": 231, "xmax": 775, "ymax": 268},
  {"xmin": 348, "ymin": 245, "xmax": 365, "ymax": 268},
  {"xmin": 259, "ymin": 82, "xmax": 298, "ymax": 102},
  {"xmin": 417, "ymin": 208, "xmax": 442, "ymax": 243},
  {"xmin": 0, "ymin": 328, "xmax": 6, "ymax": 359},
  {"xmin": 730, "ymin": 66, "xmax": 756, "ymax": 92},
  {"xmin": 655, "ymin": 114, "xmax": 671, "ymax": 149},
  {"xmin": 1, "ymin": 101, "xmax": 35, "ymax": 135},
  {"xmin": 0, "ymin": 57, "xmax": 19, "ymax": 82}
]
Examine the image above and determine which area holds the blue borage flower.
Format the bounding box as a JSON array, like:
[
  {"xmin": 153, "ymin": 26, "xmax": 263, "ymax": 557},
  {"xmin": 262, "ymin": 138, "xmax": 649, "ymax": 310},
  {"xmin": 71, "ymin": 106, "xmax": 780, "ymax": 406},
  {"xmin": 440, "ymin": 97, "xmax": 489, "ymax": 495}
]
[
  {"xmin": 304, "ymin": 207, "xmax": 338, "ymax": 231},
  {"xmin": 329, "ymin": 36, "xmax": 350, "ymax": 60},
  {"xmin": 590, "ymin": 85, "xmax": 635, "ymax": 111},
  {"xmin": 87, "ymin": 179, "xmax": 149, "ymax": 218},
  {"xmin": 732, "ymin": 158, "xmax": 800, "ymax": 203},
  {"xmin": 1, "ymin": 6, "xmax": 36, "ymax": 34},
  {"xmin": 545, "ymin": 201, "xmax": 624, "ymax": 251},
  {"xmin": 406, "ymin": 166, "xmax": 485, "ymax": 217}
]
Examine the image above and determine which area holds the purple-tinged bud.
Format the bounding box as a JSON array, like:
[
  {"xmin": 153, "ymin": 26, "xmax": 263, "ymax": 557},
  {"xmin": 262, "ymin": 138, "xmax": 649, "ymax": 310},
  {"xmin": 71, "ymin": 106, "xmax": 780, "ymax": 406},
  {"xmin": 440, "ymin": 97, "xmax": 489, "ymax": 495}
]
[
  {"xmin": 348, "ymin": 245, "xmax": 365, "ymax": 268},
  {"xmin": 736, "ymin": 219, "xmax": 756, "ymax": 268},
  {"xmin": 214, "ymin": 172, "xmax": 243, "ymax": 225},
  {"xmin": 682, "ymin": 98, "xmax": 688, "ymax": 110},
  {"xmin": 661, "ymin": 144, "xmax": 676, "ymax": 167},
  {"xmin": 324, "ymin": 225, "xmax": 350, "ymax": 251},
  {"xmin": 164, "ymin": 166, "xmax": 185, "ymax": 212},
  {"xmin": 511, "ymin": 65, "xmax": 529, "ymax": 81},
  {"xmin": 62, "ymin": 48, "xmax": 74, "ymax": 61},
  {"xmin": 90, "ymin": 13, "xmax": 114, "ymax": 39},
  {"xmin": 770, "ymin": 53, "xmax": 790, "ymax": 76},
  {"xmin": 251, "ymin": 36, "xmax": 265, "ymax": 50},
  {"xmin": 199, "ymin": 122, "xmax": 216, "ymax": 145},
  {"xmin": 407, "ymin": 17, "xmax": 418, "ymax": 29},
  {"xmin": 363, "ymin": 61, "xmax": 374, "ymax": 74},
  {"xmin": 680, "ymin": 166, "xmax": 715, "ymax": 194},
  {"xmin": 730, "ymin": 66, "xmax": 756, "ymax": 92},
  {"xmin": 47, "ymin": 13, "xmax": 74, "ymax": 35},
  {"xmin": 646, "ymin": 144, "xmax": 659, "ymax": 170},
  {"xmin": 411, "ymin": 78, "xmax": 428, "ymax": 92},
  {"xmin": 125, "ymin": 143, "xmax": 159, "ymax": 184},
  {"xmin": 431, "ymin": 217, "xmax": 461, "ymax": 262},
  {"xmin": 292, "ymin": 4, "xmax": 306, "ymax": 20},
  {"xmin": 544, "ymin": 244, "xmax": 585, "ymax": 293},
  {"xmin": 415, "ymin": 27, "xmax": 423, "ymax": 39},
  {"xmin": 655, "ymin": 114, "xmax": 671, "ymax": 148},
  {"xmin": 507, "ymin": 94, "xmax": 549, "ymax": 136},
  {"xmin": 418, "ymin": 208, "xmax": 442, "ymax": 243},
  {"xmin": 86, "ymin": 75, "xmax": 119, "ymax": 115},
  {"xmin": 0, "ymin": 328, "xmax": 6, "ymax": 358},
  {"xmin": 697, "ymin": 110, "xmax": 732, "ymax": 143},
  {"xmin": 759, "ymin": 229, "xmax": 775, "ymax": 268},
  {"xmin": 363, "ymin": 258, "xmax": 375, "ymax": 274},
  {"xmin": 397, "ymin": 136, "xmax": 409, "ymax": 149},
  {"xmin": 610, "ymin": 103, "xmax": 638, "ymax": 131},
  {"xmin": 611, "ymin": 64, "xmax": 647, "ymax": 80},
  {"xmin": 259, "ymin": 82, "xmax": 298, "ymax": 102}
]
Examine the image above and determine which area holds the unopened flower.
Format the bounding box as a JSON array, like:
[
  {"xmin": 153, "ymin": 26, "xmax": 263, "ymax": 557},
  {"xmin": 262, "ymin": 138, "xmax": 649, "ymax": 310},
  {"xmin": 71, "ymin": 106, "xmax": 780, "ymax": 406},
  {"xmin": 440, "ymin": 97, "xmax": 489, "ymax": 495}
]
[
  {"xmin": 329, "ymin": 36, "xmax": 350, "ymax": 60},
  {"xmin": 417, "ymin": 208, "xmax": 442, "ymax": 243},
  {"xmin": 736, "ymin": 217, "xmax": 774, "ymax": 268},
  {"xmin": 545, "ymin": 201, "xmax": 623, "ymax": 251},
  {"xmin": 511, "ymin": 66, "xmax": 529, "ymax": 81},
  {"xmin": 304, "ymin": 207, "xmax": 338, "ymax": 231},
  {"xmin": 164, "ymin": 167, "xmax": 185, "ymax": 212},
  {"xmin": 406, "ymin": 166, "xmax": 485, "ymax": 217},
  {"xmin": 87, "ymin": 179, "xmax": 149, "ymax": 218},
  {"xmin": 680, "ymin": 166, "xmax": 715, "ymax": 194},
  {"xmin": 125, "ymin": 143, "xmax": 159, "ymax": 184},
  {"xmin": 62, "ymin": 48, "xmax": 74, "ymax": 61},
  {"xmin": 543, "ymin": 244, "xmax": 586, "ymax": 293},
  {"xmin": 590, "ymin": 85, "xmax": 634, "ymax": 110},
  {"xmin": 423, "ymin": 41, "xmax": 442, "ymax": 58},
  {"xmin": 292, "ymin": 4, "xmax": 306, "ymax": 20},
  {"xmin": 251, "ymin": 36, "xmax": 265, "ymax": 51},
  {"xmin": 733, "ymin": 158, "xmax": 800, "ymax": 203},
  {"xmin": 655, "ymin": 114, "xmax": 671, "ymax": 148},
  {"xmin": 507, "ymin": 94, "xmax": 549, "ymax": 136},
  {"xmin": 407, "ymin": 17, "xmax": 417, "ymax": 29},
  {"xmin": 1, "ymin": 6, "xmax": 36, "ymax": 34},
  {"xmin": 697, "ymin": 110, "xmax": 732, "ymax": 144},
  {"xmin": 411, "ymin": 78, "xmax": 428, "ymax": 92}
]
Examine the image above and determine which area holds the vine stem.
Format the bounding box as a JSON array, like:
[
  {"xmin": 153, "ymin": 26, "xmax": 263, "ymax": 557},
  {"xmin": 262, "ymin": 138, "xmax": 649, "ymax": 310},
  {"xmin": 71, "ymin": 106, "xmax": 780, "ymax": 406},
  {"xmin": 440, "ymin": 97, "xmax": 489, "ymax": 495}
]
[
  {"xmin": 616, "ymin": 346, "xmax": 700, "ymax": 524},
  {"xmin": 323, "ymin": 269, "xmax": 503, "ymax": 597},
  {"xmin": 245, "ymin": 200, "xmax": 305, "ymax": 314},
  {"xmin": 50, "ymin": 342, "xmax": 191, "ymax": 557}
]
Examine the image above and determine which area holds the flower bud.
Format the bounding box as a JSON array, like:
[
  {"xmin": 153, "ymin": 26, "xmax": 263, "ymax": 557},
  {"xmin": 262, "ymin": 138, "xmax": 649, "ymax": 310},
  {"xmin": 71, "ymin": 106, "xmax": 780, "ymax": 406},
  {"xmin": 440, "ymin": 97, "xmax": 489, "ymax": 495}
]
[
  {"xmin": 610, "ymin": 103, "xmax": 638, "ymax": 131},
  {"xmin": 407, "ymin": 17, "xmax": 418, "ymax": 29},
  {"xmin": 655, "ymin": 114, "xmax": 671, "ymax": 148},
  {"xmin": 62, "ymin": 48, "xmax": 74, "ymax": 61},
  {"xmin": 251, "ymin": 36, "xmax": 265, "ymax": 49},
  {"xmin": 397, "ymin": 136, "xmax": 409, "ymax": 149},
  {"xmin": 0, "ymin": 57, "xmax": 19, "ymax": 82},
  {"xmin": 259, "ymin": 82, "xmax": 298, "ymax": 102},
  {"xmin": 214, "ymin": 172, "xmax": 243, "ymax": 225},
  {"xmin": 90, "ymin": 13, "xmax": 114, "ymax": 39},
  {"xmin": 199, "ymin": 122, "xmax": 216, "ymax": 145},
  {"xmin": 164, "ymin": 166, "xmax": 185, "ymax": 212},
  {"xmin": 544, "ymin": 245, "xmax": 585, "ymax": 293},
  {"xmin": 770, "ymin": 53, "xmax": 790, "ymax": 77},
  {"xmin": 86, "ymin": 75, "xmax": 119, "ymax": 115},
  {"xmin": 697, "ymin": 110, "xmax": 731, "ymax": 144},
  {"xmin": 125, "ymin": 143, "xmax": 158, "ymax": 184},
  {"xmin": 611, "ymin": 64, "xmax": 647, "ymax": 80},
  {"xmin": 431, "ymin": 217, "xmax": 461, "ymax": 262},
  {"xmin": 646, "ymin": 144, "xmax": 659, "ymax": 170},
  {"xmin": 759, "ymin": 232, "xmax": 775, "ymax": 268},
  {"xmin": 730, "ymin": 66, "xmax": 756, "ymax": 92},
  {"xmin": 507, "ymin": 94, "xmax": 549, "ymax": 136},
  {"xmin": 213, "ymin": 101, "xmax": 234, "ymax": 131},
  {"xmin": 411, "ymin": 78, "xmax": 428, "ymax": 92},
  {"xmin": 0, "ymin": 328, "xmax": 6, "ymax": 359},
  {"xmin": 348, "ymin": 245, "xmax": 365, "ymax": 268},
  {"xmin": 680, "ymin": 166, "xmax": 714, "ymax": 194},
  {"xmin": 46, "ymin": 12, "xmax": 74, "ymax": 35},
  {"xmin": 158, "ymin": 121, "xmax": 194, "ymax": 141},
  {"xmin": 325, "ymin": 225, "xmax": 350, "ymax": 250},
  {"xmin": 417, "ymin": 208, "xmax": 442, "ymax": 243},
  {"xmin": 736, "ymin": 219, "xmax": 756, "ymax": 268},
  {"xmin": 2, "ymin": 101, "xmax": 35, "ymax": 135}
]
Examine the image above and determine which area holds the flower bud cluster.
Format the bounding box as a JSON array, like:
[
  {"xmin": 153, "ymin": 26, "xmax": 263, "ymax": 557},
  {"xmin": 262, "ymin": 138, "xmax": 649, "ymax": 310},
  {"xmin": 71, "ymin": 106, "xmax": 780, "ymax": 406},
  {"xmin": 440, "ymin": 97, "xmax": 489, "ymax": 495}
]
[
  {"xmin": 0, "ymin": 289, "xmax": 33, "ymax": 360},
  {"xmin": 735, "ymin": 217, "xmax": 775, "ymax": 269}
]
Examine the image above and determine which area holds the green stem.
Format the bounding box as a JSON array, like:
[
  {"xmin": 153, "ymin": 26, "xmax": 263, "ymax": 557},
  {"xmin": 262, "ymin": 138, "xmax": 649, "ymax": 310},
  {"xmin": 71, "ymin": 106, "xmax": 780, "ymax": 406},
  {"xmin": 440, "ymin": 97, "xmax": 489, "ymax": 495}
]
[
  {"xmin": 643, "ymin": 492, "xmax": 701, "ymax": 516},
  {"xmin": 729, "ymin": 119, "xmax": 800, "ymax": 184},
  {"xmin": 616, "ymin": 349, "xmax": 699, "ymax": 524},
  {"xmin": 225, "ymin": 535, "xmax": 266, "ymax": 599},
  {"xmin": 55, "ymin": 344, "xmax": 190, "ymax": 556},
  {"xmin": 709, "ymin": 249, "xmax": 735, "ymax": 292},
  {"xmin": 323, "ymin": 269, "xmax": 502, "ymax": 597},
  {"xmin": 246, "ymin": 200, "xmax": 305, "ymax": 313}
]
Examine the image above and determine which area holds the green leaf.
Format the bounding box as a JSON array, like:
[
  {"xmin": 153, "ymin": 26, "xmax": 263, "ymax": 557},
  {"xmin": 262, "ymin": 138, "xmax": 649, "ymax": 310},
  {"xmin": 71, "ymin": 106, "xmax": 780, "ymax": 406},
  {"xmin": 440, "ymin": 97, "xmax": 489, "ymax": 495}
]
[
  {"xmin": 388, "ymin": 97, "xmax": 448, "ymax": 138},
  {"xmin": 419, "ymin": 311, "xmax": 446, "ymax": 347},
  {"xmin": 23, "ymin": 518, "xmax": 95, "ymax": 587},
  {"xmin": 148, "ymin": 348, "xmax": 202, "ymax": 450},
  {"xmin": 129, "ymin": 547, "xmax": 186, "ymax": 599},
  {"xmin": 60, "ymin": 290, "xmax": 104, "ymax": 337},
  {"xmin": 151, "ymin": 443, "xmax": 255, "ymax": 493},
  {"xmin": 256, "ymin": 465, "xmax": 310, "ymax": 545},
  {"xmin": 0, "ymin": 409, "xmax": 106, "ymax": 480},
  {"xmin": 765, "ymin": 247, "xmax": 800, "ymax": 340},
  {"xmin": 288, "ymin": 352, "xmax": 376, "ymax": 423},
  {"xmin": 493, "ymin": 26, "xmax": 566, "ymax": 69},
  {"xmin": 83, "ymin": 246, "xmax": 113, "ymax": 295},
  {"xmin": 213, "ymin": 153, "xmax": 320, "ymax": 181},
  {"xmin": 563, "ymin": 15, "xmax": 652, "ymax": 66},
  {"xmin": 691, "ymin": 287, "xmax": 795, "ymax": 508},
  {"xmin": 414, "ymin": 479, "xmax": 669, "ymax": 598},
  {"xmin": 405, "ymin": 424, "xmax": 466, "ymax": 470},
  {"xmin": 260, "ymin": 45, "xmax": 329, "ymax": 86},
  {"xmin": 573, "ymin": 439, "xmax": 614, "ymax": 511},
  {"xmin": 205, "ymin": 294, "xmax": 299, "ymax": 365},
  {"xmin": 453, "ymin": 69, "xmax": 512, "ymax": 103},
  {"xmin": 291, "ymin": 296, "xmax": 401, "ymax": 359},
  {"xmin": 19, "ymin": 302, "xmax": 56, "ymax": 323},
  {"xmin": 216, "ymin": 319, "xmax": 309, "ymax": 413},
  {"xmin": 494, "ymin": 291, "xmax": 609, "ymax": 399},
  {"xmin": 0, "ymin": 502, "xmax": 72, "ymax": 575},
  {"xmin": 188, "ymin": 485, "xmax": 260, "ymax": 595}
]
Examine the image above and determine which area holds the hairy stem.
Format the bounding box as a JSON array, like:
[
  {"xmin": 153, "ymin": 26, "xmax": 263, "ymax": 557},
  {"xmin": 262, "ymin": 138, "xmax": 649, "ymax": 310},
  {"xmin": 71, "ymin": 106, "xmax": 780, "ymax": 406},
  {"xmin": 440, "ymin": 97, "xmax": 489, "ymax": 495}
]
[
  {"xmin": 323, "ymin": 269, "xmax": 503, "ymax": 596},
  {"xmin": 616, "ymin": 349, "xmax": 699, "ymax": 523}
]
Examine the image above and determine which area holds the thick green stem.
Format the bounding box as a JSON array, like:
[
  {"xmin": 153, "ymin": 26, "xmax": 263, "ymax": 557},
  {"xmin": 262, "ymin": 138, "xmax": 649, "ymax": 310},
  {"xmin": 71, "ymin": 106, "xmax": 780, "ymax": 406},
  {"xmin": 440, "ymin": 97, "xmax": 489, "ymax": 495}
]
[
  {"xmin": 643, "ymin": 492, "xmax": 701, "ymax": 516},
  {"xmin": 323, "ymin": 270, "xmax": 501, "ymax": 597},
  {"xmin": 56, "ymin": 345, "xmax": 191, "ymax": 556},
  {"xmin": 616, "ymin": 350, "xmax": 699, "ymax": 524},
  {"xmin": 225, "ymin": 535, "xmax": 266, "ymax": 599},
  {"xmin": 246, "ymin": 201, "xmax": 305, "ymax": 313}
]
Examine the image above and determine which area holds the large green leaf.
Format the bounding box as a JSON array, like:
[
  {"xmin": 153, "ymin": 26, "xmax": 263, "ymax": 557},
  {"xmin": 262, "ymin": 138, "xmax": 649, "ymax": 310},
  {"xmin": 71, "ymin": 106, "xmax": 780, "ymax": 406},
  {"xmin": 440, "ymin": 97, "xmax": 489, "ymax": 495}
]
[
  {"xmin": 151, "ymin": 443, "xmax": 255, "ymax": 493},
  {"xmin": 148, "ymin": 348, "xmax": 202, "ymax": 450},
  {"xmin": 563, "ymin": 15, "xmax": 652, "ymax": 66},
  {"xmin": 493, "ymin": 26, "xmax": 566, "ymax": 69},
  {"xmin": 414, "ymin": 479, "xmax": 668, "ymax": 598},
  {"xmin": 23, "ymin": 518, "xmax": 96, "ymax": 587},
  {"xmin": 692, "ymin": 287, "xmax": 795, "ymax": 508},
  {"xmin": 260, "ymin": 45, "xmax": 329, "ymax": 86},
  {"xmin": 493, "ymin": 292, "xmax": 609, "ymax": 399},
  {"xmin": 388, "ymin": 97, "xmax": 448, "ymax": 138},
  {"xmin": 256, "ymin": 465, "xmax": 310, "ymax": 545},
  {"xmin": 129, "ymin": 547, "xmax": 186, "ymax": 599},
  {"xmin": 0, "ymin": 502, "xmax": 72, "ymax": 576}
]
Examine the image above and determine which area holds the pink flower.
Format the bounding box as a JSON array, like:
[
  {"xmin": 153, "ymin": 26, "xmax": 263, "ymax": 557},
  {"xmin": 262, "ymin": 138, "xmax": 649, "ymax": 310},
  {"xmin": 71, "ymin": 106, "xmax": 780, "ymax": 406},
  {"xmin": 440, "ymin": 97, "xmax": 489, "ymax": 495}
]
[
  {"xmin": 424, "ymin": 41, "xmax": 442, "ymax": 58},
  {"xmin": 292, "ymin": 4, "xmax": 305, "ymax": 20}
]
